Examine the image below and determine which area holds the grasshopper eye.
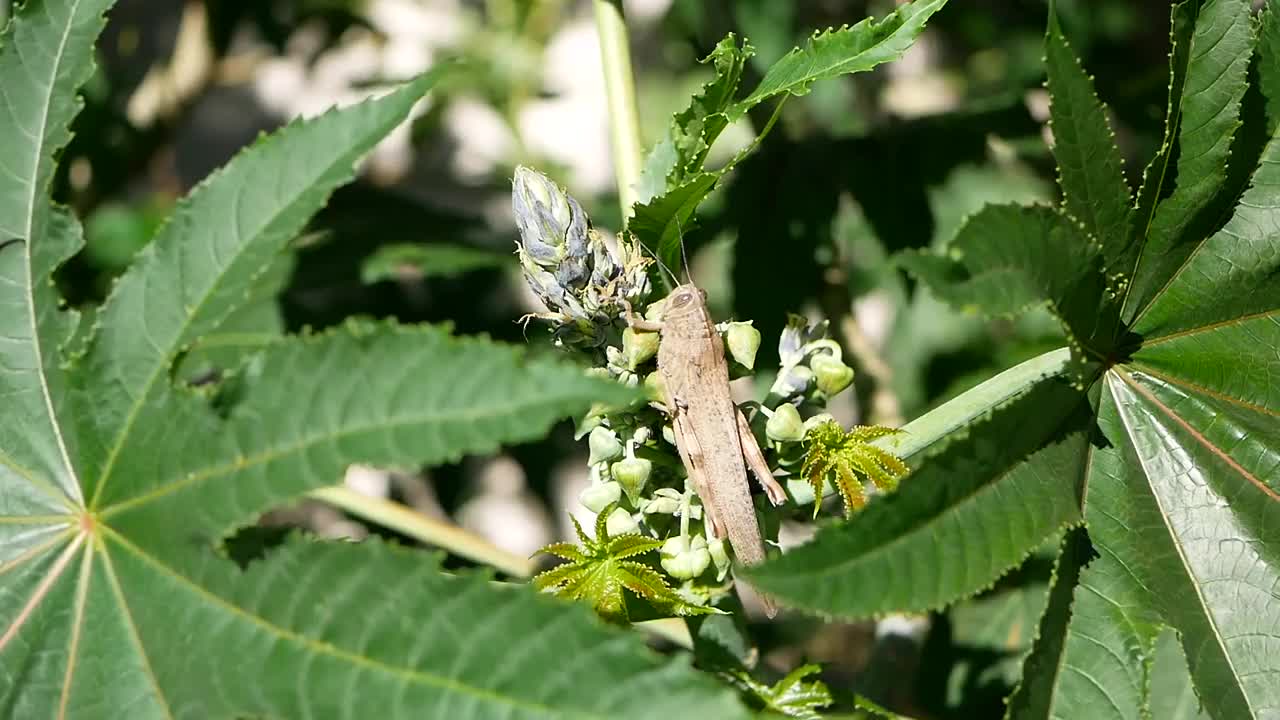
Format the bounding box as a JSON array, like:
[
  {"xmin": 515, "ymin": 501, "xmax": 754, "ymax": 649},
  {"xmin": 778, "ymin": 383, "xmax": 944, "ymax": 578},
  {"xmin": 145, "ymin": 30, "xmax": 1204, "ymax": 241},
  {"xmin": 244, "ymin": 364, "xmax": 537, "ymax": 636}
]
[{"xmin": 672, "ymin": 291, "xmax": 694, "ymax": 307}]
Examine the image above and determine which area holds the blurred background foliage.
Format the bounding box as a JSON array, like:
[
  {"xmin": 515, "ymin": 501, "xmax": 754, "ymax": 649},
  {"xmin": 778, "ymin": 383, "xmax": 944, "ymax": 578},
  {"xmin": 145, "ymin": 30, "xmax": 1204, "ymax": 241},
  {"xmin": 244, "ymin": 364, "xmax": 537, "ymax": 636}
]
[{"xmin": 16, "ymin": 0, "xmax": 1183, "ymax": 715}]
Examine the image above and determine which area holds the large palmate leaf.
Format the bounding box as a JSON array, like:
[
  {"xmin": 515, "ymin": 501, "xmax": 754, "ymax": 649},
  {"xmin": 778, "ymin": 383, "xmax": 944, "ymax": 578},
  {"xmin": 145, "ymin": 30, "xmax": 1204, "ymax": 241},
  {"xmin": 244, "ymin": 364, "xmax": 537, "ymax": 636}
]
[
  {"xmin": 0, "ymin": 3, "xmax": 749, "ymax": 716},
  {"xmin": 631, "ymin": 0, "xmax": 950, "ymax": 272},
  {"xmin": 749, "ymin": 2, "xmax": 1280, "ymax": 718}
]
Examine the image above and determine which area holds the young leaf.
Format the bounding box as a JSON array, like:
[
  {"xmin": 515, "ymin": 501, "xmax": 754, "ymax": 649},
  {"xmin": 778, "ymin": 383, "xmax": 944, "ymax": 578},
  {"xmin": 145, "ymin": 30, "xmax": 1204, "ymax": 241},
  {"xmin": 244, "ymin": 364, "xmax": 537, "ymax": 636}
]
[
  {"xmin": 533, "ymin": 513, "xmax": 716, "ymax": 623},
  {"xmin": 631, "ymin": 0, "xmax": 950, "ymax": 271},
  {"xmin": 801, "ymin": 421, "xmax": 907, "ymax": 517},
  {"xmin": 636, "ymin": 35, "xmax": 752, "ymax": 202},
  {"xmin": 730, "ymin": 0, "xmax": 949, "ymax": 117}
]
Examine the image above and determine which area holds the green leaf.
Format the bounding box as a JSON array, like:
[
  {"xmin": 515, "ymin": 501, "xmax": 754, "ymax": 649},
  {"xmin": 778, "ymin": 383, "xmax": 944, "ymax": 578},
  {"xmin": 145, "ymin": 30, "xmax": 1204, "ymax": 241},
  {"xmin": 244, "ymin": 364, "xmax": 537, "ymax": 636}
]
[
  {"xmin": 1125, "ymin": 0, "xmax": 1257, "ymax": 321},
  {"xmin": 1134, "ymin": 1, "xmax": 1199, "ymax": 237},
  {"xmin": 0, "ymin": 0, "xmax": 114, "ymax": 510},
  {"xmin": 91, "ymin": 535, "xmax": 750, "ymax": 719},
  {"xmin": 101, "ymin": 322, "xmax": 638, "ymax": 546},
  {"xmin": 1044, "ymin": 5, "xmax": 1134, "ymax": 265},
  {"xmin": 1003, "ymin": 529, "xmax": 1101, "ymax": 720},
  {"xmin": 629, "ymin": 171, "xmax": 720, "ymax": 273},
  {"xmin": 1148, "ymin": 628, "xmax": 1212, "ymax": 720},
  {"xmin": 0, "ymin": 0, "xmax": 112, "ymax": 241},
  {"xmin": 747, "ymin": 374, "xmax": 1088, "ymax": 616},
  {"xmin": 1262, "ymin": 2, "xmax": 1280, "ymax": 135},
  {"xmin": 882, "ymin": 7, "xmax": 1280, "ymax": 713},
  {"xmin": 360, "ymin": 243, "xmax": 510, "ymax": 284},
  {"xmin": 731, "ymin": 0, "xmax": 949, "ymax": 117},
  {"xmin": 1131, "ymin": 82, "xmax": 1280, "ymax": 340},
  {"xmin": 1, "ymin": 14, "xmax": 745, "ymax": 711},
  {"xmin": 77, "ymin": 69, "xmax": 447, "ymax": 507}
]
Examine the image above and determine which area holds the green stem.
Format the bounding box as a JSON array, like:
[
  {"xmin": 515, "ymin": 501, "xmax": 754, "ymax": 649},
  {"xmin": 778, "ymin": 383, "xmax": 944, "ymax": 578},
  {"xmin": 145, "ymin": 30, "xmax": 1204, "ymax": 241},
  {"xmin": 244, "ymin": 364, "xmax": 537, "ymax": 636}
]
[
  {"xmin": 592, "ymin": 0, "xmax": 644, "ymax": 219},
  {"xmin": 311, "ymin": 486, "xmax": 535, "ymax": 578}
]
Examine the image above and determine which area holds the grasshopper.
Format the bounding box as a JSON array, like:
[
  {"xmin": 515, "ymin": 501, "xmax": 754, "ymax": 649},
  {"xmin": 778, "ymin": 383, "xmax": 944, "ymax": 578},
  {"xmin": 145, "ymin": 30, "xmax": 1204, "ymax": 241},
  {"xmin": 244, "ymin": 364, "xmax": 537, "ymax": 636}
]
[{"xmin": 625, "ymin": 284, "xmax": 788, "ymax": 615}]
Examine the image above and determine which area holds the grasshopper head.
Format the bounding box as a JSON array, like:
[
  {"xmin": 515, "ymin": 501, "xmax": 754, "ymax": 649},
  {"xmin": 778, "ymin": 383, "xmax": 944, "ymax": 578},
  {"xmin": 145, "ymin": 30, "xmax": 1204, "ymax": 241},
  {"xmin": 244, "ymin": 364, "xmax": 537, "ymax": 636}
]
[
  {"xmin": 666, "ymin": 284, "xmax": 707, "ymax": 312},
  {"xmin": 661, "ymin": 284, "xmax": 712, "ymax": 330}
]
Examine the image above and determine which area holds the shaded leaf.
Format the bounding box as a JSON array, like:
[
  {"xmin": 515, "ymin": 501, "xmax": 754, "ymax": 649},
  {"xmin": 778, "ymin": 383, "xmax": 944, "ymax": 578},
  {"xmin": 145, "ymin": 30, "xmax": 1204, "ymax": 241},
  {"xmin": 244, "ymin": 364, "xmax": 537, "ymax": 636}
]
[
  {"xmin": 360, "ymin": 242, "xmax": 510, "ymax": 284},
  {"xmin": 725, "ymin": 664, "xmax": 833, "ymax": 720},
  {"xmin": 897, "ymin": 204, "xmax": 1112, "ymax": 360},
  {"xmin": 1125, "ymin": 0, "xmax": 1256, "ymax": 321}
]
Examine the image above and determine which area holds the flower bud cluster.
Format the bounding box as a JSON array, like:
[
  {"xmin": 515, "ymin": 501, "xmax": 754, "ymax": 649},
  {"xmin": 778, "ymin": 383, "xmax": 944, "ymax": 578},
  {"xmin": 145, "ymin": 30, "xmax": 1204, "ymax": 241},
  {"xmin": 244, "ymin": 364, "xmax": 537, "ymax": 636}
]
[
  {"xmin": 515, "ymin": 169, "xmax": 865, "ymax": 612},
  {"xmin": 513, "ymin": 166, "xmax": 651, "ymax": 350}
]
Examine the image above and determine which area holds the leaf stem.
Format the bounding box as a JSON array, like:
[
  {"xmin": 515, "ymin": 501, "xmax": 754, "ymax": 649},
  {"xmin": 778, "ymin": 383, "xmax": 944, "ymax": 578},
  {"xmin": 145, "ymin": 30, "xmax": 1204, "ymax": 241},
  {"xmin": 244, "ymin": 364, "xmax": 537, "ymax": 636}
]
[
  {"xmin": 592, "ymin": 0, "xmax": 644, "ymax": 219},
  {"xmin": 310, "ymin": 486, "xmax": 535, "ymax": 578}
]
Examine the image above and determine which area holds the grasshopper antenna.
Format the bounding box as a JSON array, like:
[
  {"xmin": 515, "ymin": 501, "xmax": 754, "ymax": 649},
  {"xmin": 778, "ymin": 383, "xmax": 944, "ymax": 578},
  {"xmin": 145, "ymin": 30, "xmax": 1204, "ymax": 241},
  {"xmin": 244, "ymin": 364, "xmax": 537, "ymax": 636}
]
[
  {"xmin": 675, "ymin": 216, "xmax": 692, "ymax": 284},
  {"xmin": 631, "ymin": 230, "xmax": 680, "ymax": 288}
]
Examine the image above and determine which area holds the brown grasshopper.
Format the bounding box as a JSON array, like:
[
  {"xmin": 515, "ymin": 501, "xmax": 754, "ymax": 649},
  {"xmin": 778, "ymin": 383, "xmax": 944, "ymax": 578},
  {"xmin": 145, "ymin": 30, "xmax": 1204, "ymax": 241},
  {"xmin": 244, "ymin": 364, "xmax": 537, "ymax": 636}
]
[{"xmin": 625, "ymin": 285, "xmax": 788, "ymax": 616}]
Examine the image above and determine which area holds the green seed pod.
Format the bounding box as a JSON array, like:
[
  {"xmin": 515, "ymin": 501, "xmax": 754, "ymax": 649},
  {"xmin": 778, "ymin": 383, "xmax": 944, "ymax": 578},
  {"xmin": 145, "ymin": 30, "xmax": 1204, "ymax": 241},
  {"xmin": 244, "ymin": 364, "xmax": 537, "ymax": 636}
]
[
  {"xmin": 588, "ymin": 426, "xmax": 624, "ymax": 465},
  {"xmin": 622, "ymin": 327, "xmax": 660, "ymax": 369},
  {"xmin": 724, "ymin": 321, "xmax": 761, "ymax": 370},
  {"xmin": 605, "ymin": 506, "xmax": 639, "ymax": 537},
  {"xmin": 706, "ymin": 537, "xmax": 730, "ymax": 579},
  {"xmin": 660, "ymin": 535, "xmax": 711, "ymax": 580},
  {"xmin": 812, "ymin": 354, "xmax": 855, "ymax": 396},
  {"xmin": 642, "ymin": 488, "xmax": 683, "ymax": 515},
  {"xmin": 611, "ymin": 456, "xmax": 653, "ymax": 504},
  {"xmin": 579, "ymin": 481, "xmax": 623, "ymax": 513},
  {"xmin": 644, "ymin": 371, "xmax": 668, "ymax": 404},
  {"xmin": 766, "ymin": 403, "xmax": 806, "ymax": 443}
]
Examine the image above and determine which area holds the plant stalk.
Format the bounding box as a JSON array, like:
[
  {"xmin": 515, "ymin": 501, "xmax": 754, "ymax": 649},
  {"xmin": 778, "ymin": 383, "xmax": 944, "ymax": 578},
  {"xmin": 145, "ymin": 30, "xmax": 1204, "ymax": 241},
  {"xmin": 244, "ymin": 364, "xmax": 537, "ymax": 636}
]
[
  {"xmin": 311, "ymin": 486, "xmax": 535, "ymax": 578},
  {"xmin": 592, "ymin": 0, "xmax": 644, "ymax": 219}
]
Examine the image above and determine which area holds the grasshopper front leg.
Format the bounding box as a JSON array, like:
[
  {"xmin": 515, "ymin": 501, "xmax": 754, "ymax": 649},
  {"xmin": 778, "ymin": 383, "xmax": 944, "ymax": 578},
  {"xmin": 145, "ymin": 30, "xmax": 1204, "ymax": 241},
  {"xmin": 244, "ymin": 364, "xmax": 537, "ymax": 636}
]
[
  {"xmin": 619, "ymin": 297, "xmax": 663, "ymax": 332},
  {"xmin": 736, "ymin": 408, "xmax": 789, "ymax": 506}
]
